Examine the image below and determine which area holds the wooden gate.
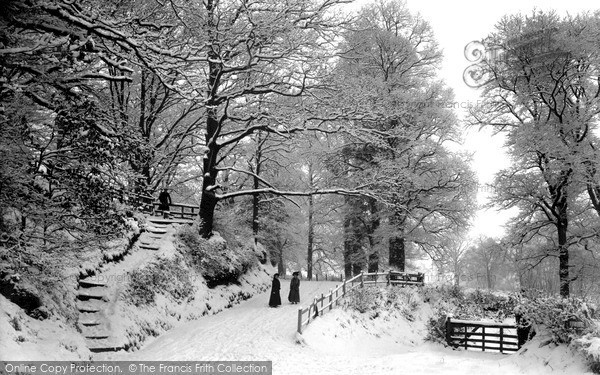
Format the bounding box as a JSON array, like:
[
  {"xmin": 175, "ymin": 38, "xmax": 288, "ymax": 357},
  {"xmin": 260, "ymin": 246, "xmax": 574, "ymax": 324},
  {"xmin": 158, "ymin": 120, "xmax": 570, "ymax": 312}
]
[{"xmin": 445, "ymin": 317, "xmax": 520, "ymax": 354}]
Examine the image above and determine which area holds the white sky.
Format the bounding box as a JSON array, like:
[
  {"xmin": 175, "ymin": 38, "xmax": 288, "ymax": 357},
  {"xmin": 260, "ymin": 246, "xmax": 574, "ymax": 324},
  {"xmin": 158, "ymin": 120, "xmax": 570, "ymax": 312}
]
[{"xmin": 352, "ymin": 0, "xmax": 599, "ymax": 239}]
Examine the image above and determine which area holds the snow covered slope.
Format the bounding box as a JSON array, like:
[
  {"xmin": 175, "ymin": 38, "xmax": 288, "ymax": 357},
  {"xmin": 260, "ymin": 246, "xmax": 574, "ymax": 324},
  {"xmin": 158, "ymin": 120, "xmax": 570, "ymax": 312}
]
[{"xmin": 113, "ymin": 282, "xmax": 593, "ymax": 375}]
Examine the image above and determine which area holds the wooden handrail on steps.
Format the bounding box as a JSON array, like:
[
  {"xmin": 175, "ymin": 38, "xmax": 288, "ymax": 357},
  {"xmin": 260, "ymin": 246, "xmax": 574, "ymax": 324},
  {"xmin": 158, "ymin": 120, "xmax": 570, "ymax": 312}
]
[{"xmin": 296, "ymin": 271, "xmax": 425, "ymax": 334}]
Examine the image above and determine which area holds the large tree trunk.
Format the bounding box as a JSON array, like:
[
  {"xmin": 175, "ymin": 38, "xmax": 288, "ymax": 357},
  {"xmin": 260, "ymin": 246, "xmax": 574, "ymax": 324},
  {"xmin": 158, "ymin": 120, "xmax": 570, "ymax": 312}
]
[
  {"xmin": 307, "ymin": 193, "xmax": 314, "ymax": 280},
  {"xmin": 343, "ymin": 196, "xmax": 365, "ymax": 278},
  {"xmin": 389, "ymin": 211, "xmax": 406, "ymax": 271},
  {"xmin": 198, "ymin": 0, "xmax": 221, "ymax": 238},
  {"xmin": 343, "ymin": 213, "xmax": 355, "ymax": 279},
  {"xmin": 199, "ymin": 106, "xmax": 220, "ymax": 238},
  {"xmin": 367, "ymin": 198, "xmax": 380, "ymax": 273},
  {"xmin": 587, "ymin": 183, "xmax": 600, "ymax": 218},
  {"xmin": 307, "ymin": 162, "xmax": 314, "ymax": 280},
  {"xmin": 277, "ymin": 245, "xmax": 285, "ymax": 276},
  {"xmin": 389, "ymin": 236, "xmax": 405, "ymax": 271},
  {"xmin": 252, "ymin": 132, "xmax": 263, "ymax": 243},
  {"xmin": 557, "ymin": 215, "xmax": 569, "ymax": 297}
]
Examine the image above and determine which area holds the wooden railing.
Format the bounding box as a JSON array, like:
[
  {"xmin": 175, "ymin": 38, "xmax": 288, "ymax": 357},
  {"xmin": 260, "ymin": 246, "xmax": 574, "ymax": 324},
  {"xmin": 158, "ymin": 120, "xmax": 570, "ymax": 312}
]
[
  {"xmin": 153, "ymin": 202, "xmax": 198, "ymax": 220},
  {"xmin": 445, "ymin": 317, "xmax": 519, "ymax": 354},
  {"xmin": 127, "ymin": 192, "xmax": 198, "ymax": 220},
  {"xmin": 297, "ymin": 271, "xmax": 425, "ymax": 334}
]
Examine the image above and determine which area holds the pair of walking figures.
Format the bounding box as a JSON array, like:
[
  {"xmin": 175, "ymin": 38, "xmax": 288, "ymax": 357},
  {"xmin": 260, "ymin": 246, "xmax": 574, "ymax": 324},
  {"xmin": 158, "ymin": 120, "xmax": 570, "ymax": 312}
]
[{"xmin": 268, "ymin": 272, "xmax": 300, "ymax": 307}]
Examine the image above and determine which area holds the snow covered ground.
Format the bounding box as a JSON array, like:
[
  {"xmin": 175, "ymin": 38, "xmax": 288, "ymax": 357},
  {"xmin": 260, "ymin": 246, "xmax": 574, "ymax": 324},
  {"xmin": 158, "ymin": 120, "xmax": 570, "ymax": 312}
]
[{"xmin": 112, "ymin": 281, "xmax": 594, "ymax": 375}]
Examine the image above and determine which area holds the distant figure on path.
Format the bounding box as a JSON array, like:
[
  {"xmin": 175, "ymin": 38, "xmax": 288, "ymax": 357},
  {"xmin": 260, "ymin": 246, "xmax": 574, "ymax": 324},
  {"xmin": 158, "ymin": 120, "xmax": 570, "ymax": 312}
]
[
  {"xmin": 288, "ymin": 272, "xmax": 300, "ymax": 304},
  {"xmin": 268, "ymin": 273, "xmax": 281, "ymax": 307},
  {"xmin": 158, "ymin": 188, "xmax": 172, "ymax": 218}
]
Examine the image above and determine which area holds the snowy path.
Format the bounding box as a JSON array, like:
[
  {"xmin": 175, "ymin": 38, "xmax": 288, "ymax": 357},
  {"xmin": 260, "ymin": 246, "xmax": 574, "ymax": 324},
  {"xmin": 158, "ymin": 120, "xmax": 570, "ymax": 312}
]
[
  {"xmin": 114, "ymin": 281, "xmax": 590, "ymax": 375},
  {"xmin": 119, "ymin": 280, "xmax": 339, "ymax": 361}
]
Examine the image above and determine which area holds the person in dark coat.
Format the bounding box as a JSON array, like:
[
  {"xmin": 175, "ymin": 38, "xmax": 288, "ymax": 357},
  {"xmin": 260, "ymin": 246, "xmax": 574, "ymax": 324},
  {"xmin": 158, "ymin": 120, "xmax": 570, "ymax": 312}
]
[
  {"xmin": 158, "ymin": 188, "xmax": 172, "ymax": 218},
  {"xmin": 268, "ymin": 273, "xmax": 281, "ymax": 307},
  {"xmin": 288, "ymin": 272, "xmax": 300, "ymax": 304}
]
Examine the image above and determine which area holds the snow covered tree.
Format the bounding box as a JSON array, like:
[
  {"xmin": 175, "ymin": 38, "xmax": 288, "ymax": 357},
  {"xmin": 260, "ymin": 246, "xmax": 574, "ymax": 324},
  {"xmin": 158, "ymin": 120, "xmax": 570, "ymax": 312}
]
[
  {"xmin": 175, "ymin": 0, "xmax": 354, "ymax": 238},
  {"xmin": 0, "ymin": 0, "xmax": 150, "ymax": 243},
  {"xmin": 471, "ymin": 11, "xmax": 600, "ymax": 297},
  {"xmin": 330, "ymin": 0, "xmax": 476, "ymax": 275}
]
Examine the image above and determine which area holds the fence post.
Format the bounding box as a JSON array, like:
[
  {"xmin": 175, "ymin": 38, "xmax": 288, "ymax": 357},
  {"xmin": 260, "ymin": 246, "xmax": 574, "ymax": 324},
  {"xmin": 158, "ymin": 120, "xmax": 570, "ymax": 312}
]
[
  {"xmin": 320, "ymin": 293, "xmax": 324, "ymax": 315},
  {"xmin": 445, "ymin": 317, "xmax": 452, "ymax": 347},
  {"xmin": 329, "ymin": 289, "xmax": 333, "ymax": 311},
  {"xmin": 360, "ymin": 272, "xmax": 364, "ymax": 288},
  {"xmin": 342, "ymin": 279, "xmax": 346, "ymax": 295},
  {"xmin": 334, "ymin": 285, "xmax": 338, "ymax": 306},
  {"xmin": 500, "ymin": 327, "xmax": 504, "ymax": 353},
  {"xmin": 297, "ymin": 308, "xmax": 303, "ymax": 334},
  {"xmin": 387, "ymin": 270, "xmax": 391, "ymax": 286},
  {"xmin": 482, "ymin": 326, "xmax": 486, "ymax": 352}
]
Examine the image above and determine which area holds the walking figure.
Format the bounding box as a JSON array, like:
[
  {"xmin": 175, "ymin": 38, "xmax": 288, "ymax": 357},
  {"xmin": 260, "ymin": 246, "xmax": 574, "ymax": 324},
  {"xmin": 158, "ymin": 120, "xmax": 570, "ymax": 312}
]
[
  {"xmin": 158, "ymin": 188, "xmax": 172, "ymax": 219},
  {"xmin": 268, "ymin": 273, "xmax": 281, "ymax": 307},
  {"xmin": 288, "ymin": 272, "xmax": 300, "ymax": 304}
]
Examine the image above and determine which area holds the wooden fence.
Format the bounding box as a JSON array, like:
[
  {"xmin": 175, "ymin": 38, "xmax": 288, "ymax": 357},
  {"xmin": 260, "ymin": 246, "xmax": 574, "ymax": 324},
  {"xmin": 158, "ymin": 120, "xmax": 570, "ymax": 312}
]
[
  {"xmin": 445, "ymin": 317, "xmax": 520, "ymax": 354},
  {"xmin": 297, "ymin": 271, "xmax": 425, "ymax": 334},
  {"xmin": 153, "ymin": 202, "xmax": 198, "ymax": 219},
  {"xmin": 129, "ymin": 192, "xmax": 198, "ymax": 220}
]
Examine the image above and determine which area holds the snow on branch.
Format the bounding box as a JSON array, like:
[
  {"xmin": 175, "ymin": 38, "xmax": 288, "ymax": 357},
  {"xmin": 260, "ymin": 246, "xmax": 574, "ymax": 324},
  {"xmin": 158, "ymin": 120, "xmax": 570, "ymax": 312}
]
[{"xmin": 215, "ymin": 187, "xmax": 373, "ymax": 201}]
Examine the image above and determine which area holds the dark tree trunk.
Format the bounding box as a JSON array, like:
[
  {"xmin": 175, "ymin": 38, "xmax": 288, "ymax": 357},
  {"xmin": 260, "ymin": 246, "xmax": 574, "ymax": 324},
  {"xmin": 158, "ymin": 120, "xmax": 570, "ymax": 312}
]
[
  {"xmin": 277, "ymin": 246, "xmax": 285, "ymax": 276},
  {"xmin": 252, "ymin": 191, "xmax": 259, "ymax": 242},
  {"xmin": 307, "ymin": 162, "xmax": 314, "ymax": 280},
  {"xmin": 367, "ymin": 197, "xmax": 380, "ymax": 273},
  {"xmin": 553, "ymin": 181, "xmax": 570, "ymax": 297},
  {"xmin": 343, "ymin": 213, "xmax": 354, "ymax": 279},
  {"xmin": 389, "ymin": 212, "xmax": 405, "ymax": 271},
  {"xmin": 343, "ymin": 196, "xmax": 365, "ymax": 278},
  {"xmin": 199, "ymin": 107, "xmax": 220, "ymax": 238},
  {"xmin": 587, "ymin": 184, "xmax": 600, "ymax": 216},
  {"xmin": 389, "ymin": 236, "xmax": 405, "ymax": 271},
  {"xmin": 252, "ymin": 132, "xmax": 263, "ymax": 244},
  {"xmin": 307, "ymin": 193, "xmax": 314, "ymax": 280},
  {"xmin": 368, "ymin": 253, "xmax": 379, "ymax": 273},
  {"xmin": 198, "ymin": 3, "xmax": 222, "ymax": 239},
  {"xmin": 344, "ymin": 212, "xmax": 361, "ymax": 278},
  {"xmin": 558, "ymin": 218, "xmax": 569, "ymax": 297}
]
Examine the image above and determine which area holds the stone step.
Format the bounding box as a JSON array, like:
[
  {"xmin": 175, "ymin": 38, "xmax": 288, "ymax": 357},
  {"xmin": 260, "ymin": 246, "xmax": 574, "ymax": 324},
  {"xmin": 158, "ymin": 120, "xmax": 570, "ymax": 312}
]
[
  {"xmin": 148, "ymin": 218, "xmax": 193, "ymax": 225},
  {"xmin": 79, "ymin": 312, "xmax": 105, "ymax": 326},
  {"xmin": 79, "ymin": 278, "xmax": 107, "ymax": 288},
  {"xmin": 139, "ymin": 244, "xmax": 160, "ymax": 251},
  {"xmin": 86, "ymin": 338, "xmax": 124, "ymax": 353},
  {"xmin": 83, "ymin": 332, "xmax": 110, "ymax": 339},
  {"xmin": 77, "ymin": 300, "xmax": 106, "ymax": 313},
  {"xmin": 81, "ymin": 325, "xmax": 111, "ymax": 339},
  {"xmin": 147, "ymin": 227, "xmax": 167, "ymax": 234},
  {"xmin": 77, "ymin": 287, "xmax": 108, "ymax": 300}
]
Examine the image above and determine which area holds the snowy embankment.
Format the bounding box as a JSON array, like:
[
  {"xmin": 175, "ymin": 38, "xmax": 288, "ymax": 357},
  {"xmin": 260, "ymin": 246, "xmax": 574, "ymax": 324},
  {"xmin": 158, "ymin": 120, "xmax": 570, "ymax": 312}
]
[
  {"xmin": 115, "ymin": 284, "xmax": 593, "ymax": 375},
  {"xmin": 0, "ymin": 221, "xmax": 275, "ymax": 360}
]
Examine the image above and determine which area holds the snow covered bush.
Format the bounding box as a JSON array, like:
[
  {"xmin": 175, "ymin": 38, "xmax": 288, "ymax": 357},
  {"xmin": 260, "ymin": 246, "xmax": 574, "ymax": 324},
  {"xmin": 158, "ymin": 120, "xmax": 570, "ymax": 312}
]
[
  {"xmin": 177, "ymin": 225, "xmax": 259, "ymax": 288},
  {"xmin": 348, "ymin": 286, "xmax": 381, "ymax": 314},
  {"xmin": 346, "ymin": 285, "xmax": 422, "ymax": 322},
  {"xmin": 125, "ymin": 257, "xmax": 194, "ymax": 306},
  {"xmin": 514, "ymin": 296, "xmax": 596, "ymax": 344},
  {"xmin": 572, "ymin": 333, "xmax": 600, "ymax": 373},
  {"xmin": 426, "ymin": 308, "xmax": 449, "ymax": 344},
  {"xmin": 422, "ymin": 286, "xmax": 516, "ymax": 321}
]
